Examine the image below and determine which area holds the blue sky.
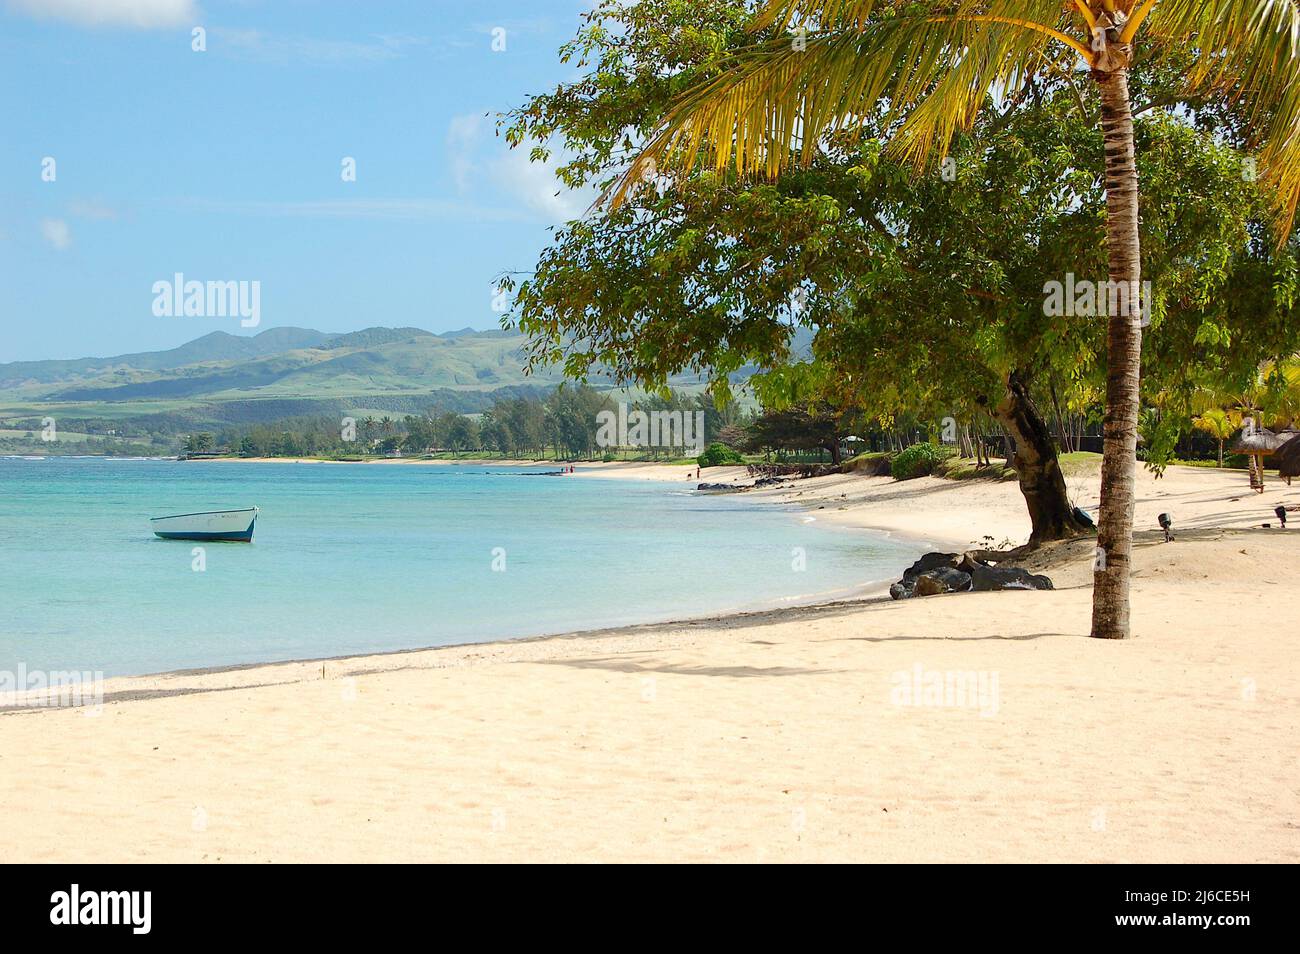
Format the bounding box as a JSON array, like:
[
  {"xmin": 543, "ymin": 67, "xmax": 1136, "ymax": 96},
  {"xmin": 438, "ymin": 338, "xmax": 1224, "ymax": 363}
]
[{"xmin": 0, "ymin": 0, "xmax": 596, "ymax": 362}]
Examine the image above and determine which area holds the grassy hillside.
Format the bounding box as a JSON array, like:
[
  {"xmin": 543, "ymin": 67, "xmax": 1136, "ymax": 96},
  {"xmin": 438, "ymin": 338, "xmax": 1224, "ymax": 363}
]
[
  {"xmin": 0, "ymin": 326, "xmax": 722, "ymax": 441},
  {"xmin": 0, "ymin": 327, "xmax": 332, "ymax": 389}
]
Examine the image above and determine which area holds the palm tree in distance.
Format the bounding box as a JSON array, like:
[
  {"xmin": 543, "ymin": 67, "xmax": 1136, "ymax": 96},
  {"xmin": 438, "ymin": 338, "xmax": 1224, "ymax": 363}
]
[
  {"xmin": 1192, "ymin": 409, "xmax": 1238, "ymax": 468},
  {"xmin": 611, "ymin": 0, "xmax": 1300, "ymax": 639}
]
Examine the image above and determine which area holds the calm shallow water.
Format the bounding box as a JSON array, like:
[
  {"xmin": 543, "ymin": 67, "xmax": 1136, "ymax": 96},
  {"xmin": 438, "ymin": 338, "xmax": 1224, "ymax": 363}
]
[{"xmin": 0, "ymin": 458, "xmax": 922, "ymax": 676}]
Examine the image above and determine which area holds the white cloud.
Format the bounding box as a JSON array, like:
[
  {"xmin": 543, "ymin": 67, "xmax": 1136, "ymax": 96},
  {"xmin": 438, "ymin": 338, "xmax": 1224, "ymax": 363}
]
[
  {"xmin": 447, "ymin": 114, "xmax": 487, "ymax": 193},
  {"xmin": 495, "ymin": 145, "xmax": 592, "ymax": 221},
  {"xmin": 5, "ymin": 0, "xmax": 198, "ymax": 29},
  {"xmin": 67, "ymin": 198, "xmax": 119, "ymax": 220},
  {"xmin": 446, "ymin": 113, "xmax": 593, "ymax": 223},
  {"xmin": 40, "ymin": 218, "xmax": 72, "ymax": 250}
]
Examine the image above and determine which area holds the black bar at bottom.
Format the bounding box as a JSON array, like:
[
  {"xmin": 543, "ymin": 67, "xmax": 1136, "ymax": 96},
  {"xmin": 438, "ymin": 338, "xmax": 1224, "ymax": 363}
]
[{"xmin": 2, "ymin": 864, "xmax": 1285, "ymax": 940}]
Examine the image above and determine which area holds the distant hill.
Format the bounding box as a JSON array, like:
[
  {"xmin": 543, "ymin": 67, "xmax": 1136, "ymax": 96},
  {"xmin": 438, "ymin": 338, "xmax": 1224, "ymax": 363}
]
[
  {"xmin": 0, "ymin": 327, "xmax": 332, "ymax": 389},
  {"xmin": 317, "ymin": 327, "xmax": 437, "ymax": 350},
  {"xmin": 0, "ymin": 325, "xmax": 744, "ymax": 430}
]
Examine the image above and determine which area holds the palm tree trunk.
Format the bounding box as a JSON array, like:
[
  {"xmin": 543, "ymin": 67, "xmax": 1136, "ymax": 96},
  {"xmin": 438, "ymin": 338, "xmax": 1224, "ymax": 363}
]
[{"xmin": 1090, "ymin": 68, "xmax": 1143, "ymax": 641}]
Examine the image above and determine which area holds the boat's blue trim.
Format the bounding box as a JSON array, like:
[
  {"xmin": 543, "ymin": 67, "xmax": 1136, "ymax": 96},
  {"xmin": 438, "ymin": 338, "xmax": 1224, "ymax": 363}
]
[{"xmin": 153, "ymin": 518, "xmax": 256, "ymax": 542}]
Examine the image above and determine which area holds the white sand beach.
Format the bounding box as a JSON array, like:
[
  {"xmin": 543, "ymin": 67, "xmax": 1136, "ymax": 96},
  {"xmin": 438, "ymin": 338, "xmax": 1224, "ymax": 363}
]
[{"xmin": 2, "ymin": 461, "xmax": 1296, "ymax": 863}]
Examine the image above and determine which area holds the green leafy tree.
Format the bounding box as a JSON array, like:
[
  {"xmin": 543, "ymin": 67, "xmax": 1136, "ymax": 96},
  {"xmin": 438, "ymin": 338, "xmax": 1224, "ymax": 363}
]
[
  {"xmin": 698, "ymin": 442, "xmax": 745, "ymax": 467},
  {"xmin": 477, "ymin": 409, "xmax": 512, "ymax": 454},
  {"xmin": 185, "ymin": 432, "xmax": 215, "ymax": 454},
  {"xmin": 445, "ymin": 415, "xmax": 480, "ymax": 455},
  {"xmin": 1191, "ymin": 409, "xmax": 1238, "ymax": 468},
  {"xmin": 505, "ymin": 0, "xmax": 1300, "ymax": 640},
  {"xmin": 600, "ymin": 0, "xmax": 1300, "ymax": 640},
  {"xmin": 744, "ymin": 403, "xmax": 856, "ymax": 464}
]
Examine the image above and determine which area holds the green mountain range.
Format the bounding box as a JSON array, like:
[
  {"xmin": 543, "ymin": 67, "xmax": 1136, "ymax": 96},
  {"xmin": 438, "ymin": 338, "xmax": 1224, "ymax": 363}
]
[{"xmin": 0, "ymin": 326, "xmax": 728, "ymax": 435}]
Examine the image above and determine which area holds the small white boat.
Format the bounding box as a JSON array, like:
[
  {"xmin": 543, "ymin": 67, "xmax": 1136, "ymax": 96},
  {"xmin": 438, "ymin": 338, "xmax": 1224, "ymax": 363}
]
[{"xmin": 151, "ymin": 507, "xmax": 259, "ymax": 542}]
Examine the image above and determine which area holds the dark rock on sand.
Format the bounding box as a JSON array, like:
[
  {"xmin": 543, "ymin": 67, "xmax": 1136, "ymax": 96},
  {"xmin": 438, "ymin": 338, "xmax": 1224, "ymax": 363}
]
[
  {"xmin": 901, "ymin": 552, "xmax": 961, "ymax": 580},
  {"xmin": 913, "ymin": 567, "xmax": 973, "ymax": 596},
  {"xmin": 889, "ymin": 580, "xmax": 916, "ymax": 601},
  {"xmin": 889, "ymin": 549, "xmax": 1049, "ymax": 599},
  {"xmin": 970, "ymin": 564, "xmax": 1054, "ymax": 592}
]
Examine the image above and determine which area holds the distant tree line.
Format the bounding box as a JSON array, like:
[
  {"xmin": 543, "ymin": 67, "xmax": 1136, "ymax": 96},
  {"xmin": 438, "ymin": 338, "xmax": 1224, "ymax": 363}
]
[
  {"xmin": 0, "ymin": 434, "xmax": 163, "ymax": 457},
  {"xmin": 186, "ymin": 387, "xmax": 750, "ymax": 460},
  {"xmin": 2, "ymin": 390, "xmax": 1241, "ymax": 465}
]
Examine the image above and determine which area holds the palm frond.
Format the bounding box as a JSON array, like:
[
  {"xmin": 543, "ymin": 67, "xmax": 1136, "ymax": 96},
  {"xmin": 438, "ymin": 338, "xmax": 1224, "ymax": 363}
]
[
  {"xmin": 758, "ymin": 0, "xmax": 1080, "ymax": 33},
  {"xmin": 1145, "ymin": 0, "xmax": 1300, "ymax": 237},
  {"xmin": 609, "ymin": 3, "xmax": 1085, "ymax": 206}
]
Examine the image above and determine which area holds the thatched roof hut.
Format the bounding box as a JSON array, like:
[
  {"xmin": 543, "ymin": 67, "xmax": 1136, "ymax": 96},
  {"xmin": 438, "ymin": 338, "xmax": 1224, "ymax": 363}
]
[
  {"xmin": 1276, "ymin": 433, "xmax": 1300, "ymax": 479},
  {"xmin": 1232, "ymin": 428, "xmax": 1299, "ymax": 490},
  {"xmin": 1231, "ymin": 428, "xmax": 1290, "ymax": 455}
]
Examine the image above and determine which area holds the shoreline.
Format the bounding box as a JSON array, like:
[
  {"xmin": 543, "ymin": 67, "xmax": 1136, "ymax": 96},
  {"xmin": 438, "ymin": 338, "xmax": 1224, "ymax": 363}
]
[
  {"xmin": 0, "ymin": 578, "xmax": 904, "ymax": 710},
  {"xmin": 0, "ymin": 457, "xmax": 922, "ymax": 695},
  {"xmin": 0, "ymin": 586, "xmax": 902, "ymax": 714},
  {"xmin": 177, "ymin": 455, "xmax": 699, "ymax": 469},
  {"xmin": 7, "ymin": 455, "xmax": 1292, "ymax": 702},
  {"xmin": 6, "ymin": 456, "xmax": 1290, "ymax": 694},
  {"xmin": 3, "ymin": 460, "xmax": 1296, "ymax": 862}
]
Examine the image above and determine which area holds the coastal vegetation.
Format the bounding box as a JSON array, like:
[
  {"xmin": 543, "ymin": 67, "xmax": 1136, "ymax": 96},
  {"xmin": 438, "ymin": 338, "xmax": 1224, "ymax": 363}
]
[
  {"xmin": 890, "ymin": 443, "xmax": 953, "ymax": 481},
  {"xmin": 697, "ymin": 442, "xmax": 746, "ymax": 466},
  {"xmin": 3, "ymin": 359, "xmax": 1283, "ymax": 484}
]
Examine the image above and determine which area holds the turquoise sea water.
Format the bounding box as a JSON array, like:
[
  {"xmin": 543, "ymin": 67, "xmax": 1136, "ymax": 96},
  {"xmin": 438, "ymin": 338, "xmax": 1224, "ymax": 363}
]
[{"xmin": 0, "ymin": 458, "xmax": 922, "ymax": 677}]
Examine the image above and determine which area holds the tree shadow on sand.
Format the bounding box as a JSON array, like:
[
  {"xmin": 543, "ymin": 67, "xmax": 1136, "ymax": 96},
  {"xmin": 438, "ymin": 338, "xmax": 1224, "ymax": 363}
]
[
  {"xmin": 841, "ymin": 631, "xmax": 1073, "ymax": 643},
  {"xmin": 531, "ymin": 656, "xmax": 835, "ymax": 678}
]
